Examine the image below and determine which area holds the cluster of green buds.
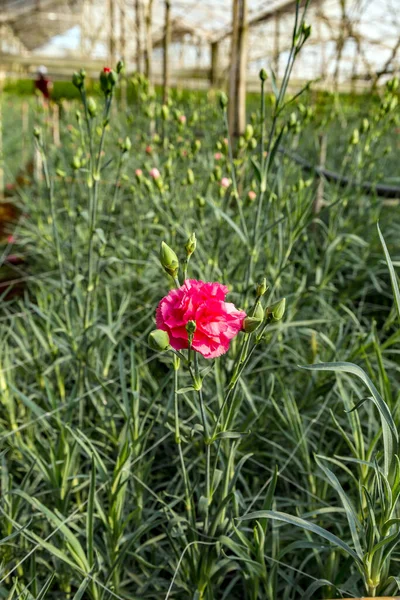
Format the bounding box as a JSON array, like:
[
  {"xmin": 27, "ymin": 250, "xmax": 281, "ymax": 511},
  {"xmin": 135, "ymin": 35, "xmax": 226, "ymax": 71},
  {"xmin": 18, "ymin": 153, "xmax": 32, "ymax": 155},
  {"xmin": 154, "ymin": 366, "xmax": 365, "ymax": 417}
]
[
  {"xmin": 72, "ymin": 69, "xmax": 86, "ymax": 90},
  {"xmin": 118, "ymin": 136, "xmax": 132, "ymax": 154},
  {"xmin": 71, "ymin": 147, "xmax": 87, "ymax": 171},
  {"xmin": 238, "ymin": 123, "xmax": 257, "ymax": 150},
  {"xmin": 242, "ymin": 279, "xmax": 286, "ymax": 334}
]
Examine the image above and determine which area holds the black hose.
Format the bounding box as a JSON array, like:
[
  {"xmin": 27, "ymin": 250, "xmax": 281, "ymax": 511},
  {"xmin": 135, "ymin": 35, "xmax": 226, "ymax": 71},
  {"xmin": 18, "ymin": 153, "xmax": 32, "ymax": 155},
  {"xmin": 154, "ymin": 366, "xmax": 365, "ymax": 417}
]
[{"xmin": 279, "ymin": 146, "xmax": 400, "ymax": 199}]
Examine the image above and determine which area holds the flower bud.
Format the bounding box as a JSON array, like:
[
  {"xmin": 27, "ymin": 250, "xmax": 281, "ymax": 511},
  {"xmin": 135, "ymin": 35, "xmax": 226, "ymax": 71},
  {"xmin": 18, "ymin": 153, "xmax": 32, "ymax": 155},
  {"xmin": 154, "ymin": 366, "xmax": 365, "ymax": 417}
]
[
  {"xmin": 266, "ymin": 298, "xmax": 286, "ymax": 321},
  {"xmin": 148, "ymin": 329, "xmax": 170, "ymax": 352},
  {"xmin": 361, "ymin": 118, "xmax": 369, "ymax": 133},
  {"xmin": 301, "ymin": 23, "xmax": 312, "ymax": 41},
  {"xmin": 87, "ymin": 97, "xmax": 97, "ymax": 118},
  {"xmin": 72, "ymin": 70, "xmax": 85, "ymax": 90},
  {"xmin": 259, "ymin": 68, "xmax": 268, "ymax": 81},
  {"xmin": 219, "ymin": 92, "xmax": 228, "ymax": 110},
  {"xmin": 187, "ymin": 168, "xmax": 195, "ymax": 185},
  {"xmin": 33, "ymin": 126, "xmax": 41, "ymax": 140},
  {"xmin": 186, "ymin": 320, "xmax": 196, "ymax": 335},
  {"xmin": 161, "ymin": 104, "xmax": 169, "ymax": 120},
  {"xmin": 245, "ymin": 124, "xmax": 254, "ymax": 141},
  {"xmin": 122, "ymin": 136, "xmax": 131, "ymax": 152},
  {"xmin": 185, "ymin": 233, "xmax": 196, "ymax": 257},
  {"xmin": 243, "ymin": 303, "xmax": 264, "ymax": 333},
  {"xmin": 71, "ymin": 155, "xmax": 81, "ymax": 170},
  {"xmin": 160, "ymin": 241, "xmax": 179, "ymax": 278},
  {"xmin": 116, "ymin": 59, "xmax": 124, "ymax": 74},
  {"xmin": 256, "ymin": 278, "xmax": 267, "ymax": 298},
  {"xmin": 350, "ymin": 128, "xmax": 359, "ymax": 145}
]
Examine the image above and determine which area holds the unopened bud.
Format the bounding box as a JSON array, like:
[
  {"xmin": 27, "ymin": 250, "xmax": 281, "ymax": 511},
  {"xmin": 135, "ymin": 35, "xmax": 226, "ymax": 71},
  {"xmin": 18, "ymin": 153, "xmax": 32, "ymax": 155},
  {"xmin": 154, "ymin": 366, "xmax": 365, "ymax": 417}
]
[
  {"xmin": 122, "ymin": 136, "xmax": 131, "ymax": 152},
  {"xmin": 243, "ymin": 303, "xmax": 264, "ymax": 333},
  {"xmin": 266, "ymin": 298, "xmax": 286, "ymax": 321},
  {"xmin": 185, "ymin": 233, "xmax": 196, "ymax": 257},
  {"xmin": 162, "ymin": 105, "xmax": 169, "ymax": 120},
  {"xmin": 116, "ymin": 59, "xmax": 124, "ymax": 74},
  {"xmin": 148, "ymin": 329, "xmax": 170, "ymax": 352},
  {"xmin": 187, "ymin": 169, "xmax": 195, "ymax": 185},
  {"xmin": 186, "ymin": 320, "xmax": 196, "ymax": 335},
  {"xmin": 219, "ymin": 92, "xmax": 228, "ymax": 110},
  {"xmin": 245, "ymin": 124, "xmax": 254, "ymax": 141},
  {"xmin": 256, "ymin": 278, "xmax": 267, "ymax": 298},
  {"xmin": 160, "ymin": 241, "xmax": 179, "ymax": 278},
  {"xmin": 350, "ymin": 128, "xmax": 359, "ymax": 145},
  {"xmin": 87, "ymin": 97, "xmax": 97, "ymax": 118},
  {"xmin": 259, "ymin": 68, "xmax": 268, "ymax": 82}
]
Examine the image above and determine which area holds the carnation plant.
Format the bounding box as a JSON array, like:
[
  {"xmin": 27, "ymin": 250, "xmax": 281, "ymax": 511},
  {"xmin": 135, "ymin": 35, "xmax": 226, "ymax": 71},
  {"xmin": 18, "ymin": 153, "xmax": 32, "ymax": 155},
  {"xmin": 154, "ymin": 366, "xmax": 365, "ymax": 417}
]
[{"xmin": 240, "ymin": 225, "xmax": 400, "ymax": 598}]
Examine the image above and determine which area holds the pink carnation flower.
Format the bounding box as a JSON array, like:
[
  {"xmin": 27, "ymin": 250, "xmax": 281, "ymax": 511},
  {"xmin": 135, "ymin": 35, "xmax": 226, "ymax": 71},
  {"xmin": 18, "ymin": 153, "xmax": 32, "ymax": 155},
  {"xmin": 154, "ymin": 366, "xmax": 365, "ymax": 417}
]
[
  {"xmin": 248, "ymin": 190, "xmax": 257, "ymax": 201},
  {"xmin": 156, "ymin": 279, "xmax": 246, "ymax": 359},
  {"xmin": 135, "ymin": 168, "xmax": 143, "ymax": 177},
  {"xmin": 214, "ymin": 152, "xmax": 222, "ymax": 160},
  {"xmin": 149, "ymin": 168, "xmax": 160, "ymax": 180},
  {"xmin": 220, "ymin": 177, "xmax": 231, "ymax": 189}
]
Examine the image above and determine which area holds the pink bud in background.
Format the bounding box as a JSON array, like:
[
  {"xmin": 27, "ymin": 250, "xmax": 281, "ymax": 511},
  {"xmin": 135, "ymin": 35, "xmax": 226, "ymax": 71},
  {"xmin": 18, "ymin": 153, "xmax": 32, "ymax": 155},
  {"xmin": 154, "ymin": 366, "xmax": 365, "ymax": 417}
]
[
  {"xmin": 248, "ymin": 190, "xmax": 257, "ymax": 201},
  {"xmin": 220, "ymin": 177, "xmax": 231, "ymax": 189},
  {"xmin": 146, "ymin": 145, "xmax": 152, "ymax": 155},
  {"xmin": 223, "ymin": 138, "xmax": 229, "ymax": 146},
  {"xmin": 7, "ymin": 235, "xmax": 16, "ymax": 244},
  {"xmin": 214, "ymin": 152, "xmax": 222, "ymax": 160},
  {"xmin": 135, "ymin": 168, "xmax": 143, "ymax": 177},
  {"xmin": 149, "ymin": 168, "xmax": 161, "ymax": 180},
  {"xmin": 179, "ymin": 115, "xmax": 187, "ymax": 124},
  {"xmin": 5, "ymin": 183, "xmax": 14, "ymax": 191}
]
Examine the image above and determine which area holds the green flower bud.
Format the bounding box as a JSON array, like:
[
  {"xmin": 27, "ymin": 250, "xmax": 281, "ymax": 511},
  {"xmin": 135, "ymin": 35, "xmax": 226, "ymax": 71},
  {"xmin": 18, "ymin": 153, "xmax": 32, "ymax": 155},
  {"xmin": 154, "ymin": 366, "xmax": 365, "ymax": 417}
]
[
  {"xmin": 185, "ymin": 233, "xmax": 196, "ymax": 257},
  {"xmin": 243, "ymin": 303, "xmax": 264, "ymax": 333},
  {"xmin": 244, "ymin": 124, "xmax": 254, "ymax": 141},
  {"xmin": 160, "ymin": 241, "xmax": 179, "ymax": 278},
  {"xmin": 301, "ymin": 23, "xmax": 312, "ymax": 41},
  {"xmin": 123, "ymin": 136, "xmax": 131, "ymax": 152},
  {"xmin": 162, "ymin": 104, "xmax": 169, "ymax": 120},
  {"xmin": 72, "ymin": 71, "xmax": 85, "ymax": 89},
  {"xmin": 256, "ymin": 278, "xmax": 267, "ymax": 298},
  {"xmin": 187, "ymin": 168, "xmax": 195, "ymax": 185},
  {"xmin": 266, "ymin": 298, "xmax": 286, "ymax": 321},
  {"xmin": 148, "ymin": 329, "xmax": 170, "ymax": 352},
  {"xmin": 193, "ymin": 139, "xmax": 201, "ymax": 152},
  {"xmin": 350, "ymin": 128, "xmax": 359, "ymax": 145},
  {"xmin": 259, "ymin": 68, "xmax": 268, "ymax": 81},
  {"xmin": 196, "ymin": 195, "xmax": 206, "ymax": 208},
  {"xmin": 116, "ymin": 59, "xmax": 124, "ymax": 74},
  {"xmin": 71, "ymin": 155, "xmax": 81, "ymax": 170},
  {"xmin": 219, "ymin": 92, "xmax": 228, "ymax": 110},
  {"xmin": 250, "ymin": 137, "xmax": 257, "ymax": 149},
  {"xmin": 361, "ymin": 118, "xmax": 369, "ymax": 133},
  {"xmin": 87, "ymin": 97, "xmax": 97, "ymax": 118},
  {"xmin": 186, "ymin": 320, "xmax": 196, "ymax": 335},
  {"xmin": 33, "ymin": 126, "xmax": 41, "ymax": 140}
]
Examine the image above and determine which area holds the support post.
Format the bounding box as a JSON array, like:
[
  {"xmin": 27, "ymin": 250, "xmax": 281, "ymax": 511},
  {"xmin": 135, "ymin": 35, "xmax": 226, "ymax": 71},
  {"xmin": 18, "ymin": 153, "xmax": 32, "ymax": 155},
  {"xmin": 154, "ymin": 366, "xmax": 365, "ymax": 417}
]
[
  {"xmin": 135, "ymin": 0, "xmax": 142, "ymax": 72},
  {"xmin": 109, "ymin": 0, "xmax": 116, "ymax": 66},
  {"xmin": 228, "ymin": 0, "xmax": 248, "ymax": 138},
  {"xmin": 162, "ymin": 0, "xmax": 171, "ymax": 104},
  {"xmin": 314, "ymin": 133, "xmax": 327, "ymax": 216},
  {"xmin": 144, "ymin": 0, "xmax": 154, "ymax": 83},
  {"xmin": 273, "ymin": 14, "xmax": 280, "ymax": 78},
  {"xmin": 210, "ymin": 41, "xmax": 220, "ymax": 87}
]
